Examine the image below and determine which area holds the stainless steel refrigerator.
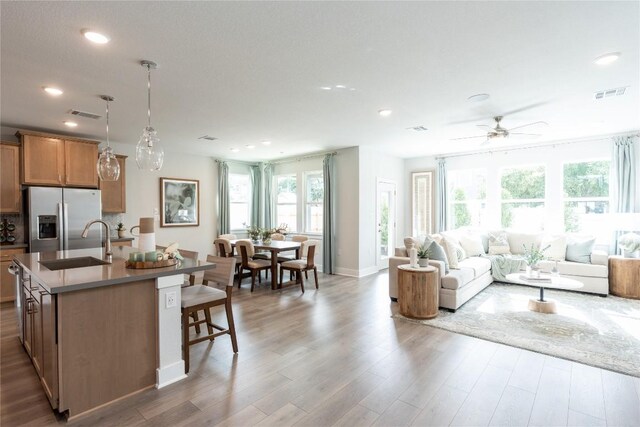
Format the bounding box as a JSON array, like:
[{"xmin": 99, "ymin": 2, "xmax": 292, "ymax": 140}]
[{"xmin": 26, "ymin": 187, "xmax": 102, "ymax": 253}]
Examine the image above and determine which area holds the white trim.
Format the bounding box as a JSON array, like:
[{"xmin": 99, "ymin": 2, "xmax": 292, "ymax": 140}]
[
  {"xmin": 156, "ymin": 362, "xmax": 187, "ymax": 388},
  {"xmin": 156, "ymin": 274, "xmax": 183, "ymax": 289},
  {"xmin": 335, "ymin": 266, "xmax": 379, "ymax": 278}
]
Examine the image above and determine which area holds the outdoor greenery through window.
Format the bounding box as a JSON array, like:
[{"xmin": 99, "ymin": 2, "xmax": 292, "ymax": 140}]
[
  {"xmin": 448, "ymin": 169, "xmax": 487, "ymax": 229},
  {"xmin": 275, "ymin": 174, "xmax": 297, "ymax": 232},
  {"xmin": 563, "ymin": 160, "xmax": 610, "ymax": 235},
  {"xmin": 501, "ymin": 165, "xmax": 546, "ymax": 231},
  {"xmin": 305, "ymin": 172, "xmax": 323, "ymax": 233},
  {"xmin": 229, "ymin": 173, "xmax": 251, "ymax": 230}
]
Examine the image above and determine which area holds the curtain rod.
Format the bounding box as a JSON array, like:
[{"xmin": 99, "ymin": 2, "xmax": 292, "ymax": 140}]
[
  {"xmin": 269, "ymin": 150, "xmax": 338, "ymax": 165},
  {"xmin": 435, "ymin": 132, "xmax": 639, "ymax": 161},
  {"xmin": 213, "ymin": 158, "xmax": 259, "ymax": 166}
]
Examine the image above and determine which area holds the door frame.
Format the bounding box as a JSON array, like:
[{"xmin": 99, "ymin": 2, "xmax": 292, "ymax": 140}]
[{"xmin": 376, "ymin": 178, "xmax": 397, "ymax": 271}]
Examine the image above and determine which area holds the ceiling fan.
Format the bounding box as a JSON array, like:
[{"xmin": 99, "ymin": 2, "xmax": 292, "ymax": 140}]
[{"xmin": 451, "ymin": 116, "xmax": 548, "ymax": 145}]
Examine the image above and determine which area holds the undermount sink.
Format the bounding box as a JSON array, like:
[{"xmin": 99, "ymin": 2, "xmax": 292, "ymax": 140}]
[{"xmin": 40, "ymin": 257, "xmax": 110, "ymax": 271}]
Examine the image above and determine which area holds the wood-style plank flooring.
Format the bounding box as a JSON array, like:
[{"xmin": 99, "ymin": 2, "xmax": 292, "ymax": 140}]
[{"xmin": 1, "ymin": 272, "xmax": 639, "ymax": 426}]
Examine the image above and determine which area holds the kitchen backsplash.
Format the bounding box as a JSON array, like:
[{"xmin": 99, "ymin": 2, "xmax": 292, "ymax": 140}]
[{"xmin": 102, "ymin": 213, "xmax": 125, "ymax": 237}]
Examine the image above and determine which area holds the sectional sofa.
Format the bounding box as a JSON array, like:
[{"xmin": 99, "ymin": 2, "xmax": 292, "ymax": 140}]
[{"xmin": 389, "ymin": 229, "xmax": 609, "ymax": 311}]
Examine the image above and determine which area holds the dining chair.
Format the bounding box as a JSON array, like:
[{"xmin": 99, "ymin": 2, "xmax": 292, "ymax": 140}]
[
  {"xmin": 236, "ymin": 240, "xmax": 271, "ymax": 292},
  {"xmin": 270, "ymin": 233, "xmax": 286, "ymax": 241},
  {"xmin": 181, "ymin": 256, "xmax": 238, "ymax": 373},
  {"xmin": 214, "ymin": 238, "xmax": 242, "ymax": 275},
  {"xmin": 277, "ymin": 234, "xmax": 306, "ymax": 263},
  {"xmin": 218, "ymin": 234, "xmax": 237, "ymax": 240},
  {"xmin": 279, "ymin": 240, "xmax": 319, "ymax": 293}
]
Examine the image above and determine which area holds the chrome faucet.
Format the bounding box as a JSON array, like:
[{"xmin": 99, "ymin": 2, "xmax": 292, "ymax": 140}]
[{"xmin": 82, "ymin": 220, "xmax": 112, "ymax": 258}]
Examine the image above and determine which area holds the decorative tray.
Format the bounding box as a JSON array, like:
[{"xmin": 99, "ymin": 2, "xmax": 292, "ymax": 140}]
[{"xmin": 125, "ymin": 259, "xmax": 179, "ymax": 269}]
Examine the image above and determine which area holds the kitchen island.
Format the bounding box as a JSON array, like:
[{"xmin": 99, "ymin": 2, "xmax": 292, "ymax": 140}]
[{"xmin": 12, "ymin": 246, "xmax": 214, "ymax": 420}]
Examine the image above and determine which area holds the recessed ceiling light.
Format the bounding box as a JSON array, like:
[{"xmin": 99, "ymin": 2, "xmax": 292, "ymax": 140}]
[
  {"xmin": 320, "ymin": 86, "xmax": 332, "ymax": 91},
  {"xmin": 43, "ymin": 87, "xmax": 63, "ymax": 96},
  {"xmin": 467, "ymin": 93, "xmax": 490, "ymax": 102},
  {"xmin": 261, "ymin": 140, "xmax": 271, "ymax": 145},
  {"xmin": 378, "ymin": 109, "xmax": 392, "ymax": 117},
  {"xmin": 82, "ymin": 30, "xmax": 110, "ymax": 44},
  {"xmin": 594, "ymin": 52, "xmax": 621, "ymax": 65},
  {"xmin": 63, "ymin": 121, "xmax": 78, "ymax": 127},
  {"xmin": 230, "ymin": 148, "xmax": 239, "ymax": 153},
  {"xmin": 335, "ymin": 85, "xmax": 346, "ymax": 89},
  {"xmin": 246, "ymin": 145, "xmax": 255, "ymax": 149}
]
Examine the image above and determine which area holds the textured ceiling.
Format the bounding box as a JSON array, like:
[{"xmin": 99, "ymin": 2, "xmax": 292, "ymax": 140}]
[{"xmin": 1, "ymin": 1, "xmax": 638, "ymax": 161}]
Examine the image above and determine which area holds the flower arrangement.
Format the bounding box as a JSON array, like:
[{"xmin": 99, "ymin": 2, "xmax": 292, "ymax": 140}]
[
  {"xmin": 261, "ymin": 228, "xmax": 275, "ymax": 243},
  {"xmin": 246, "ymin": 224, "xmax": 262, "ymax": 242},
  {"xmin": 275, "ymin": 223, "xmax": 289, "ymax": 234},
  {"xmin": 523, "ymin": 243, "xmax": 550, "ymax": 268},
  {"xmin": 619, "ymin": 233, "xmax": 640, "ymax": 256}
]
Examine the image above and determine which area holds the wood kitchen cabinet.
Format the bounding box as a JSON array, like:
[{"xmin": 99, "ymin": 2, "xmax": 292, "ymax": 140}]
[
  {"xmin": 17, "ymin": 130, "xmax": 99, "ymax": 188},
  {"xmin": 100, "ymin": 155, "xmax": 127, "ymax": 213},
  {"xmin": 0, "ymin": 247, "xmax": 25, "ymax": 302},
  {"xmin": 0, "ymin": 142, "xmax": 22, "ymax": 213}
]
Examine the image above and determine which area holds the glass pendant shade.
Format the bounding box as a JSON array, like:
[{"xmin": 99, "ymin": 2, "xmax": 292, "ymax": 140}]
[
  {"xmin": 97, "ymin": 146, "xmax": 120, "ymax": 181},
  {"xmin": 136, "ymin": 126, "xmax": 164, "ymax": 171},
  {"xmin": 97, "ymin": 95, "xmax": 120, "ymax": 181}
]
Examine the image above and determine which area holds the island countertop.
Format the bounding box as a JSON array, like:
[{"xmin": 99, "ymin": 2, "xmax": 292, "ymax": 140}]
[{"xmin": 13, "ymin": 246, "xmax": 214, "ymax": 294}]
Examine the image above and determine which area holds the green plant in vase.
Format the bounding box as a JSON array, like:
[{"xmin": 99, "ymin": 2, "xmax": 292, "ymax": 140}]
[
  {"xmin": 246, "ymin": 225, "xmax": 262, "ymax": 242},
  {"xmin": 116, "ymin": 222, "xmax": 126, "ymax": 238},
  {"xmin": 261, "ymin": 228, "xmax": 275, "ymax": 244},
  {"xmin": 523, "ymin": 243, "xmax": 550, "ymax": 276},
  {"xmin": 417, "ymin": 244, "xmax": 432, "ymax": 267}
]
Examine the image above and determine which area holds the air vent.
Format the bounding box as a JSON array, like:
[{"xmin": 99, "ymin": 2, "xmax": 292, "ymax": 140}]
[
  {"xmin": 594, "ymin": 86, "xmax": 627, "ymax": 100},
  {"xmin": 68, "ymin": 109, "xmax": 102, "ymax": 119},
  {"xmin": 197, "ymin": 135, "xmax": 218, "ymax": 141},
  {"xmin": 407, "ymin": 126, "xmax": 428, "ymax": 132}
]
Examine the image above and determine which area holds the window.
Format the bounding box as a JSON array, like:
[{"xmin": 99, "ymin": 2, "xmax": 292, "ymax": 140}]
[
  {"xmin": 275, "ymin": 174, "xmax": 297, "ymax": 232},
  {"xmin": 229, "ymin": 174, "xmax": 251, "ymax": 230},
  {"xmin": 563, "ymin": 160, "xmax": 610, "ymax": 235},
  {"xmin": 412, "ymin": 171, "xmax": 434, "ymax": 237},
  {"xmin": 501, "ymin": 165, "xmax": 545, "ymax": 231},
  {"xmin": 305, "ymin": 172, "xmax": 323, "ymax": 233},
  {"xmin": 448, "ymin": 169, "xmax": 487, "ymax": 229}
]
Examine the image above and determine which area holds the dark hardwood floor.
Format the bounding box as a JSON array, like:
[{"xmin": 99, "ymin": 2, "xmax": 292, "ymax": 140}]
[{"xmin": 1, "ymin": 272, "xmax": 639, "ymax": 426}]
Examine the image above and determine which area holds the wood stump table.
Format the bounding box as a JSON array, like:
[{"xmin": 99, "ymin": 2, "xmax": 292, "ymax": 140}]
[
  {"xmin": 397, "ymin": 264, "xmax": 438, "ymax": 319},
  {"xmin": 609, "ymin": 256, "xmax": 640, "ymax": 299}
]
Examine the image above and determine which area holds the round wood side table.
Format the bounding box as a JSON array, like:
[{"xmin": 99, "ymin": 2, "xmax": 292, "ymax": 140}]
[
  {"xmin": 609, "ymin": 256, "xmax": 640, "ymax": 299},
  {"xmin": 397, "ymin": 264, "xmax": 438, "ymax": 319}
]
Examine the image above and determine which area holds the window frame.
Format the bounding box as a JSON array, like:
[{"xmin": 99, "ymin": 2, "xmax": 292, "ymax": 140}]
[
  {"xmin": 499, "ymin": 164, "xmax": 546, "ymax": 230},
  {"xmin": 303, "ymin": 170, "xmax": 324, "ymax": 235},
  {"xmin": 274, "ymin": 173, "xmax": 298, "ymax": 233},
  {"xmin": 562, "ymin": 158, "xmax": 611, "ymax": 234},
  {"xmin": 229, "ymin": 173, "xmax": 252, "ymax": 231},
  {"xmin": 447, "ymin": 168, "xmax": 488, "ymax": 230}
]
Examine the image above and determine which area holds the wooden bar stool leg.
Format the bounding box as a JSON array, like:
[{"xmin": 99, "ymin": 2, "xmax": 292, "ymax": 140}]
[
  {"xmin": 204, "ymin": 308, "xmax": 214, "ymax": 338},
  {"xmin": 182, "ymin": 308, "xmax": 190, "ymax": 373},
  {"xmin": 225, "ymin": 299, "xmax": 239, "ymax": 353},
  {"xmin": 192, "ymin": 311, "xmax": 201, "ymax": 334}
]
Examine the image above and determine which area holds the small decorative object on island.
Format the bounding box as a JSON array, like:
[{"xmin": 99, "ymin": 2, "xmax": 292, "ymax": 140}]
[
  {"xmin": 116, "ymin": 222, "xmax": 126, "ymax": 238},
  {"xmin": 275, "ymin": 223, "xmax": 289, "ymax": 235},
  {"xmin": 130, "ymin": 217, "xmax": 156, "ymax": 251},
  {"xmin": 246, "ymin": 224, "xmax": 261, "ymax": 242},
  {"xmin": 523, "ymin": 243, "xmax": 550, "ymax": 277},
  {"xmin": 618, "ymin": 233, "xmax": 640, "ymax": 258},
  {"xmin": 417, "ymin": 244, "xmax": 432, "ymax": 267},
  {"xmin": 126, "ymin": 242, "xmax": 183, "ymax": 269},
  {"xmin": 160, "ymin": 177, "xmax": 199, "ymax": 227}
]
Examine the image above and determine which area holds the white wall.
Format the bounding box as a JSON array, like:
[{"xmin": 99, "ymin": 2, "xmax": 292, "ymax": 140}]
[
  {"xmin": 334, "ymin": 147, "xmax": 360, "ymax": 276},
  {"xmin": 357, "ymin": 146, "xmax": 406, "ymax": 276},
  {"xmin": 403, "ymin": 135, "xmax": 632, "ymax": 238},
  {"xmin": 109, "ymin": 141, "xmax": 218, "ymax": 259}
]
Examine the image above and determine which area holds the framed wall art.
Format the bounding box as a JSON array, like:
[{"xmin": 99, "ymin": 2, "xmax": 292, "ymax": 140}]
[{"xmin": 160, "ymin": 177, "xmax": 199, "ymax": 227}]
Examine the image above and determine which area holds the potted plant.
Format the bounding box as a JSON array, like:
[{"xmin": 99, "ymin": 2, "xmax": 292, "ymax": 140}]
[
  {"xmin": 417, "ymin": 244, "xmax": 432, "ymax": 267},
  {"xmin": 618, "ymin": 233, "xmax": 640, "ymax": 258},
  {"xmin": 523, "ymin": 243, "xmax": 550, "ymax": 277},
  {"xmin": 246, "ymin": 225, "xmax": 261, "ymax": 242},
  {"xmin": 261, "ymin": 228, "xmax": 274, "ymax": 244},
  {"xmin": 116, "ymin": 222, "xmax": 126, "ymax": 238}
]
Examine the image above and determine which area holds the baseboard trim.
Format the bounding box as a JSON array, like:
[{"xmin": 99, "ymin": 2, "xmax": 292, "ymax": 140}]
[
  {"xmin": 335, "ymin": 266, "xmax": 379, "ymax": 278},
  {"xmin": 156, "ymin": 361, "xmax": 187, "ymax": 389}
]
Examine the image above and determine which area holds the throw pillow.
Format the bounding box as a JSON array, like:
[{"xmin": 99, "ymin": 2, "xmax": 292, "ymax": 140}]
[
  {"xmin": 422, "ymin": 236, "xmax": 450, "ymax": 273},
  {"xmin": 488, "ymin": 231, "xmax": 511, "ymax": 255},
  {"xmin": 566, "ymin": 237, "xmax": 595, "ymax": 264},
  {"xmin": 540, "ymin": 235, "xmax": 567, "ymax": 261},
  {"xmin": 507, "ymin": 232, "xmax": 541, "ymax": 255},
  {"xmin": 441, "ymin": 235, "xmax": 466, "ymax": 268},
  {"xmin": 403, "ymin": 237, "xmax": 421, "ymax": 256},
  {"xmin": 458, "ymin": 233, "xmax": 485, "ymax": 257}
]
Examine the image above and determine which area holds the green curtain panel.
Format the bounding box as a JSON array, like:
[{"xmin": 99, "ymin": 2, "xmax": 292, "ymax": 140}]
[
  {"xmin": 436, "ymin": 159, "xmax": 448, "ymax": 233},
  {"xmin": 323, "ymin": 153, "xmax": 336, "ymax": 274},
  {"xmin": 217, "ymin": 161, "xmax": 230, "ymax": 235},
  {"xmin": 613, "ymin": 136, "xmax": 637, "ymax": 213},
  {"xmin": 263, "ymin": 163, "xmax": 274, "ymax": 229},
  {"xmin": 250, "ymin": 164, "xmax": 262, "ymax": 227}
]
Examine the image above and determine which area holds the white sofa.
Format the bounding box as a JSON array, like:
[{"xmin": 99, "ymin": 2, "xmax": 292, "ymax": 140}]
[{"xmin": 389, "ymin": 231, "xmax": 609, "ymax": 311}]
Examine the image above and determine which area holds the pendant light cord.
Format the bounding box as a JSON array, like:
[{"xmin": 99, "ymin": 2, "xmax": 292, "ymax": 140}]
[
  {"xmin": 147, "ymin": 64, "xmax": 152, "ymax": 128},
  {"xmin": 105, "ymin": 99, "xmax": 110, "ymax": 148}
]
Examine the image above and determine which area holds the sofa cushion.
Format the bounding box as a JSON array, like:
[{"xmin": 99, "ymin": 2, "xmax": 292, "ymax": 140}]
[
  {"xmin": 488, "ymin": 231, "xmax": 511, "ymax": 255},
  {"xmin": 508, "ymin": 232, "xmax": 541, "ymax": 255},
  {"xmin": 540, "ymin": 235, "xmax": 567, "ymax": 261},
  {"xmin": 458, "ymin": 257, "xmax": 492, "ymax": 278},
  {"xmin": 537, "ymin": 260, "xmax": 607, "ymax": 278},
  {"xmin": 459, "ymin": 233, "xmax": 485, "ymax": 257},
  {"xmin": 423, "ymin": 236, "xmax": 450, "ymax": 273},
  {"xmin": 441, "ymin": 236, "xmax": 466, "ymax": 269},
  {"xmin": 441, "ymin": 268, "xmax": 475, "ymax": 290},
  {"xmin": 566, "ymin": 237, "xmax": 595, "ymax": 264}
]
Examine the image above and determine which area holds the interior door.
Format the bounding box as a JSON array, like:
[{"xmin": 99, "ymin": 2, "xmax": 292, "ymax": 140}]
[{"xmin": 377, "ymin": 180, "xmax": 396, "ymax": 270}]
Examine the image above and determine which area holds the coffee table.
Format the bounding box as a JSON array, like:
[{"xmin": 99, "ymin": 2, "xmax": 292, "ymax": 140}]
[{"xmin": 505, "ymin": 273, "xmax": 584, "ymax": 314}]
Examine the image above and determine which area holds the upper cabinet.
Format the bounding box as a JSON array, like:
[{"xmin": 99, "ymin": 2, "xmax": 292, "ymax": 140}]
[
  {"xmin": 17, "ymin": 131, "xmax": 99, "ymax": 188},
  {"xmin": 100, "ymin": 155, "xmax": 127, "ymax": 213},
  {"xmin": 0, "ymin": 142, "xmax": 21, "ymax": 213}
]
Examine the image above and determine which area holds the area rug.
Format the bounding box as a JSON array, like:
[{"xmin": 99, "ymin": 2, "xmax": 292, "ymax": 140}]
[{"xmin": 393, "ymin": 283, "xmax": 640, "ymax": 377}]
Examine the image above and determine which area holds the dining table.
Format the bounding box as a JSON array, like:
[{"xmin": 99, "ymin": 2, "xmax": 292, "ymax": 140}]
[{"xmin": 229, "ymin": 240, "xmax": 301, "ymax": 290}]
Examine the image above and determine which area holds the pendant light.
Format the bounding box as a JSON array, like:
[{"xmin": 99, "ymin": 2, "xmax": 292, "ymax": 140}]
[
  {"xmin": 136, "ymin": 60, "xmax": 164, "ymax": 171},
  {"xmin": 96, "ymin": 95, "xmax": 121, "ymax": 181}
]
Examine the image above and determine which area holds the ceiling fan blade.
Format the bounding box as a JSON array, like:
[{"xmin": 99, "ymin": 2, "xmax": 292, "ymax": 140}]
[
  {"xmin": 508, "ymin": 121, "xmax": 548, "ymax": 132},
  {"xmin": 476, "ymin": 124, "xmax": 495, "ymax": 130},
  {"xmin": 510, "ymin": 132, "xmax": 542, "ymax": 136},
  {"xmin": 500, "ymin": 101, "xmax": 549, "ymax": 117},
  {"xmin": 450, "ymin": 135, "xmax": 487, "ymax": 141}
]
